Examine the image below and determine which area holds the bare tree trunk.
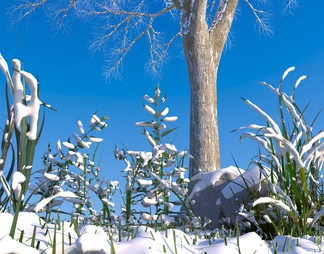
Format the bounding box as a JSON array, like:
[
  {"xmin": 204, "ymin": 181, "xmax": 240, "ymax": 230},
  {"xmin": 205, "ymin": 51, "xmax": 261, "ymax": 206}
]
[
  {"xmin": 183, "ymin": 27, "xmax": 219, "ymax": 178},
  {"xmin": 181, "ymin": 0, "xmax": 239, "ymax": 178}
]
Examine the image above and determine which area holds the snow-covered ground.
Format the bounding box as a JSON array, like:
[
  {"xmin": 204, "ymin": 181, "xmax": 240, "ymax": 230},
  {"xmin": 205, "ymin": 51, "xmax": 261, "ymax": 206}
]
[{"xmin": 0, "ymin": 212, "xmax": 323, "ymax": 254}]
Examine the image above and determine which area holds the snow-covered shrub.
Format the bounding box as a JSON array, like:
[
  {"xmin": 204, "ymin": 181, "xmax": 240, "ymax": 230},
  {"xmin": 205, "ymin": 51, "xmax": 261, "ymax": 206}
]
[
  {"xmin": 114, "ymin": 85, "xmax": 195, "ymax": 230},
  {"xmin": 235, "ymin": 67, "xmax": 324, "ymax": 237}
]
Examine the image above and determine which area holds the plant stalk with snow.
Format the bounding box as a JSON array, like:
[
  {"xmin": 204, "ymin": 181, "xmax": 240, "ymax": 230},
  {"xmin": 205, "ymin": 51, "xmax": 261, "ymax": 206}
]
[
  {"xmin": 115, "ymin": 84, "xmax": 195, "ymax": 231},
  {"xmin": 0, "ymin": 55, "xmax": 53, "ymax": 213}
]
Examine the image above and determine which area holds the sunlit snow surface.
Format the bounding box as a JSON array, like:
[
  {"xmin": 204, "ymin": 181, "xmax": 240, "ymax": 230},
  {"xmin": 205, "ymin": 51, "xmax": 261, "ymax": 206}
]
[{"xmin": 0, "ymin": 212, "xmax": 323, "ymax": 254}]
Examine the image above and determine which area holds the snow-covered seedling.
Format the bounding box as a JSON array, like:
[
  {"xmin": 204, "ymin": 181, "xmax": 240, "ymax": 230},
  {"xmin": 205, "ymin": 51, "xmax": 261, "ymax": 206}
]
[
  {"xmin": 115, "ymin": 84, "xmax": 195, "ymax": 231},
  {"xmin": 235, "ymin": 67, "xmax": 324, "ymax": 237}
]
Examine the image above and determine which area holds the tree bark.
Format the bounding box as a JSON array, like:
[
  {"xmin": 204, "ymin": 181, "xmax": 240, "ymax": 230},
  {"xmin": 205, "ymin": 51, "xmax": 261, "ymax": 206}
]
[{"xmin": 181, "ymin": 0, "xmax": 239, "ymax": 178}]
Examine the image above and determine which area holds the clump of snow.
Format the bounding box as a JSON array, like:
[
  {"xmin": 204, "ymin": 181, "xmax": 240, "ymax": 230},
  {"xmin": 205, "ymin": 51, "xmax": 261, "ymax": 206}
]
[
  {"xmin": 76, "ymin": 225, "xmax": 110, "ymax": 253},
  {"xmin": 12, "ymin": 59, "xmax": 41, "ymax": 141},
  {"xmin": 11, "ymin": 171, "xmax": 26, "ymax": 201}
]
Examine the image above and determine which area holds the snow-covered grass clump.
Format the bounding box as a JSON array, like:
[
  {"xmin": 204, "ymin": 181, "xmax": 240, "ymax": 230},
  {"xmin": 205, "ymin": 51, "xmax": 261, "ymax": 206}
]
[
  {"xmin": 233, "ymin": 67, "xmax": 324, "ymax": 238},
  {"xmin": 1, "ymin": 53, "xmax": 324, "ymax": 253}
]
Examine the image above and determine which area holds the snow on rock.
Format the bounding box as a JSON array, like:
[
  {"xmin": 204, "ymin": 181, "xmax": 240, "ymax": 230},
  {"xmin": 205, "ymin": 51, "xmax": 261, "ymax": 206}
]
[
  {"xmin": 189, "ymin": 166, "xmax": 246, "ymax": 229},
  {"xmin": 221, "ymin": 165, "xmax": 263, "ymax": 199},
  {"xmin": 189, "ymin": 165, "xmax": 268, "ymax": 229},
  {"xmin": 188, "ymin": 166, "xmax": 244, "ymax": 200}
]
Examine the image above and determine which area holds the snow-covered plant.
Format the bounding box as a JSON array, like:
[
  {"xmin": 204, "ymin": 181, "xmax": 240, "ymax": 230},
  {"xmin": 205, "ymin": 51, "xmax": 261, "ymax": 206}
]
[
  {"xmin": 114, "ymin": 84, "xmax": 194, "ymax": 230},
  {"xmin": 0, "ymin": 54, "xmax": 56, "ymax": 236},
  {"xmin": 235, "ymin": 67, "xmax": 324, "ymax": 237},
  {"xmin": 27, "ymin": 114, "xmax": 118, "ymax": 228}
]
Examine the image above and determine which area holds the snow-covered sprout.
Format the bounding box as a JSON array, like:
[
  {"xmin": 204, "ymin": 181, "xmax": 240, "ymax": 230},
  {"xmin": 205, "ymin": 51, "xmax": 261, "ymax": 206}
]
[
  {"xmin": 234, "ymin": 67, "xmax": 324, "ymax": 237},
  {"xmin": 28, "ymin": 114, "xmax": 117, "ymax": 227},
  {"xmin": 115, "ymin": 84, "xmax": 195, "ymax": 229}
]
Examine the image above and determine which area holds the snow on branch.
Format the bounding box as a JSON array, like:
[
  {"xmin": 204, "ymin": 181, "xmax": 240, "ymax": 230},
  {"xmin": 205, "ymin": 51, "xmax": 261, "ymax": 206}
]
[{"xmin": 209, "ymin": 0, "xmax": 228, "ymax": 33}]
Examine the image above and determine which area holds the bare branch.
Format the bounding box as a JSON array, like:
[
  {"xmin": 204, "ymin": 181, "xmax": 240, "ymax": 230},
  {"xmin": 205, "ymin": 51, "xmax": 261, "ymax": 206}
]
[
  {"xmin": 242, "ymin": 0, "xmax": 298, "ymax": 36},
  {"xmin": 87, "ymin": 3, "xmax": 178, "ymax": 78},
  {"xmin": 243, "ymin": 0, "xmax": 273, "ymax": 36},
  {"xmin": 102, "ymin": 16, "xmax": 154, "ymax": 79},
  {"xmin": 9, "ymin": 0, "xmax": 48, "ymax": 23},
  {"xmin": 145, "ymin": 30, "xmax": 181, "ymax": 76},
  {"xmin": 52, "ymin": 0, "xmax": 75, "ymax": 30},
  {"xmin": 9, "ymin": 0, "xmax": 299, "ymax": 79},
  {"xmin": 10, "ymin": 0, "xmax": 180, "ymax": 79},
  {"xmin": 282, "ymin": 0, "xmax": 299, "ymax": 14}
]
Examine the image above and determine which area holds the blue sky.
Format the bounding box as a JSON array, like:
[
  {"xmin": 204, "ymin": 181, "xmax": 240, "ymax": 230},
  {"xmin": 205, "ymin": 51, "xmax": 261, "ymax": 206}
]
[{"xmin": 0, "ymin": 1, "xmax": 324, "ymax": 207}]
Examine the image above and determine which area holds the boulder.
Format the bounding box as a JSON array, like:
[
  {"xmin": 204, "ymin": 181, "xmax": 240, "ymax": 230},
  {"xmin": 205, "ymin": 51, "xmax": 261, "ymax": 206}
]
[{"xmin": 188, "ymin": 166, "xmax": 265, "ymax": 229}]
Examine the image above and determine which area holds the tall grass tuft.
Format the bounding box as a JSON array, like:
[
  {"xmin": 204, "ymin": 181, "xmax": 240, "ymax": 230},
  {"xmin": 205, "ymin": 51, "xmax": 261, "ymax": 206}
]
[{"xmin": 235, "ymin": 67, "xmax": 324, "ymax": 237}]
